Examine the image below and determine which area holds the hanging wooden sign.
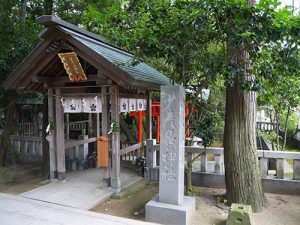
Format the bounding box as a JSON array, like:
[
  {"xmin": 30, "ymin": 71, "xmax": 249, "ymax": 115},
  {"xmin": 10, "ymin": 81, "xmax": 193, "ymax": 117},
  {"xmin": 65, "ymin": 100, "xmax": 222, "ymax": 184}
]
[{"xmin": 58, "ymin": 52, "xmax": 87, "ymax": 82}]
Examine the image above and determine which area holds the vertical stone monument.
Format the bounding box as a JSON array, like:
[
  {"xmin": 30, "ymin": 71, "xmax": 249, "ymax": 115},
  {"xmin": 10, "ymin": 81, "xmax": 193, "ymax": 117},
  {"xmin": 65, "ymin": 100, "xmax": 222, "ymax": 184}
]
[{"xmin": 145, "ymin": 85, "xmax": 195, "ymax": 225}]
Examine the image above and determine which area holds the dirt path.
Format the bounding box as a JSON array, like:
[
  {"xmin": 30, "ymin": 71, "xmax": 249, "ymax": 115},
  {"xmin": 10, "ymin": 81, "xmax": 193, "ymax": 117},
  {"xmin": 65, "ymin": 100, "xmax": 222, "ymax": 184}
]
[
  {"xmin": 91, "ymin": 184, "xmax": 300, "ymax": 225},
  {"xmin": 91, "ymin": 182, "xmax": 158, "ymax": 220}
]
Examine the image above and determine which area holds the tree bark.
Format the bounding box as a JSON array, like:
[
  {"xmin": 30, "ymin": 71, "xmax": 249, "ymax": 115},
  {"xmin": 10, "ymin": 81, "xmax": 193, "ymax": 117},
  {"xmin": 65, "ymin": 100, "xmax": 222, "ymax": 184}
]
[
  {"xmin": 275, "ymin": 112, "xmax": 280, "ymax": 150},
  {"xmin": 43, "ymin": 0, "xmax": 54, "ymax": 15},
  {"xmin": 224, "ymin": 77, "xmax": 267, "ymax": 212},
  {"xmin": 20, "ymin": 0, "xmax": 27, "ymax": 34},
  {"xmin": 0, "ymin": 91, "xmax": 18, "ymax": 166},
  {"xmin": 224, "ymin": 0, "xmax": 267, "ymax": 212},
  {"xmin": 283, "ymin": 107, "xmax": 291, "ymax": 151}
]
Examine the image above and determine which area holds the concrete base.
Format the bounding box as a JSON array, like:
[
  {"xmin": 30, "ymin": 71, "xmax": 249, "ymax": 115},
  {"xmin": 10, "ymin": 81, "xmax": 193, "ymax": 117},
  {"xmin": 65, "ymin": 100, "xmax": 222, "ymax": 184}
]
[{"xmin": 145, "ymin": 195, "xmax": 195, "ymax": 225}]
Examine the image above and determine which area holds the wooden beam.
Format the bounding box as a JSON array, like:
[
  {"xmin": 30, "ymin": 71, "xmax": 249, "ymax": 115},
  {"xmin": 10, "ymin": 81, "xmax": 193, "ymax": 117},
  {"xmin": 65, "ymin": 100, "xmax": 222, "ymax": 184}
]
[
  {"xmin": 119, "ymin": 93, "xmax": 147, "ymax": 99},
  {"xmin": 120, "ymin": 141, "xmax": 146, "ymax": 155},
  {"xmin": 110, "ymin": 84, "xmax": 121, "ymax": 190},
  {"xmin": 32, "ymin": 75, "xmax": 110, "ymax": 86},
  {"xmin": 3, "ymin": 31, "xmax": 60, "ymax": 90},
  {"xmin": 55, "ymin": 88, "xmax": 66, "ymax": 180},
  {"xmin": 65, "ymin": 137, "xmax": 97, "ymax": 149}
]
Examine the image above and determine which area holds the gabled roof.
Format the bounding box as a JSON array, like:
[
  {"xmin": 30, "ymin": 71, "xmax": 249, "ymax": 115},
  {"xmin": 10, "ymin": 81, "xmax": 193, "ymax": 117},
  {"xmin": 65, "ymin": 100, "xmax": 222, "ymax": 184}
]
[{"xmin": 3, "ymin": 15, "xmax": 170, "ymax": 90}]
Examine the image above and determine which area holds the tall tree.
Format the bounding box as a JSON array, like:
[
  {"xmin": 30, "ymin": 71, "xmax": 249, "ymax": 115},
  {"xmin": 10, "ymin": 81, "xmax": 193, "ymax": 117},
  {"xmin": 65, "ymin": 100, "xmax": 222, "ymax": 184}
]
[{"xmin": 223, "ymin": 0, "xmax": 267, "ymax": 212}]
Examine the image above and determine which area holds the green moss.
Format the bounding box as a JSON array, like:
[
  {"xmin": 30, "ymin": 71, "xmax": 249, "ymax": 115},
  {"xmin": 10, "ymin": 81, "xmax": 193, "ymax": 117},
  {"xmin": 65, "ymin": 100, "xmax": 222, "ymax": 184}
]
[{"xmin": 0, "ymin": 167, "xmax": 15, "ymax": 184}]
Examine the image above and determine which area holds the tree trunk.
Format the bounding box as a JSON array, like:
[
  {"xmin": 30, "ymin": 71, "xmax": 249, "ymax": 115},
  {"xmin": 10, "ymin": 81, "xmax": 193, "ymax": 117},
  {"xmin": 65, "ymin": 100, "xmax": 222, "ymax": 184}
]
[
  {"xmin": 41, "ymin": 94, "xmax": 49, "ymax": 178},
  {"xmin": 224, "ymin": 0, "xmax": 267, "ymax": 211},
  {"xmin": 20, "ymin": 0, "xmax": 27, "ymax": 34},
  {"xmin": 283, "ymin": 108, "xmax": 291, "ymax": 151},
  {"xmin": 275, "ymin": 112, "xmax": 280, "ymax": 151},
  {"xmin": 224, "ymin": 78, "xmax": 267, "ymax": 212},
  {"xmin": 43, "ymin": 0, "xmax": 54, "ymax": 15},
  {"xmin": 0, "ymin": 91, "xmax": 18, "ymax": 166},
  {"xmin": 185, "ymin": 163, "xmax": 192, "ymax": 194}
]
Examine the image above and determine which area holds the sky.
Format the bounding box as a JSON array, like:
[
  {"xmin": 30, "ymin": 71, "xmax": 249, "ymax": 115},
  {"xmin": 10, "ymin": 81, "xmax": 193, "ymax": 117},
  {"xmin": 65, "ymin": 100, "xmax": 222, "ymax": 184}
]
[{"xmin": 280, "ymin": 0, "xmax": 300, "ymax": 11}]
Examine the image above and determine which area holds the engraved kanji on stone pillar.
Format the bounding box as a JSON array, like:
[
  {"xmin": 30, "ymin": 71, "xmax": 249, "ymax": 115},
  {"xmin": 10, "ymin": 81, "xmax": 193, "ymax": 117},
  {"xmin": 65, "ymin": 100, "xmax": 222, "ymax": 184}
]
[{"xmin": 159, "ymin": 85, "xmax": 185, "ymax": 205}]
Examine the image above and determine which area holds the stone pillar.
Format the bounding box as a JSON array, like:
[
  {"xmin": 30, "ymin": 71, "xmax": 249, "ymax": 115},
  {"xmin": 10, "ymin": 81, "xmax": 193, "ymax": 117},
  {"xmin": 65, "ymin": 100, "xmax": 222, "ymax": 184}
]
[
  {"xmin": 293, "ymin": 159, "xmax": 300, "ymax": 180},
  {"xmin": 146, "ymin": 85, "xmax": 195, "ymax": 225},
  {"xmin": 159, "ymin": 85, "xmax": 185, "ymax": 205},
  {"xmin": 276, "ymin": 158, "xmax": 284, "ymax": 179},
  {"xmin": 146, "ymin": 139, "xmax": 156, "ymax": 168},
  {"xmin": 200, "ymin": 152, "xmax": 207, "ymax": 172},
  {"xmin": 260, "ymin": 157, "xmax": 268, "ymax": 178},
  {"xmin": 214, "ymin": 154, "xmax": 221, "ymax": 174}
]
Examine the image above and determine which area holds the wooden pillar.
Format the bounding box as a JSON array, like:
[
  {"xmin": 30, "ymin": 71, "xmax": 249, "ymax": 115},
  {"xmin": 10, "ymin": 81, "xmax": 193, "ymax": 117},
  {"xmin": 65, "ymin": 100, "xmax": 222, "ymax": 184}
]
[
  {"xmin": 66, "ymin": 114, "xmax": 70, "ymax": 140},
  {"xmin": 55, "ymin": 88, "xmax": 65, "ymax": 180},
  {"xmin": 156, "ymin": 116, "xmax": 160, "ymax": 142},
  {"xmin": 102, "ymin": 86, "xmax": 111, "ymax": 184},
  {"xmin": 47, "ymin": 88, "xmax": 57, "ymax": 179},
  {"xmin": 92, "ymin": 113, "xmax": 100, "ymax": 152},
  {"xmin": 88, "ymin": 113, "xmax": 93, "ymax": 137},
  {"xmin": 101, "ymin": 87, "xmax": 109, "ymax": 136},
  {"xmin": 138, "ymin": 111, "xmax": 143, "ymax": 142},
  {"xmin": 110, "ymin": 84, "xmax": 121, "ymax": 190},
  {"xmin": 146, "ymin": 92, "xmax": 152, "ymax": 139}
]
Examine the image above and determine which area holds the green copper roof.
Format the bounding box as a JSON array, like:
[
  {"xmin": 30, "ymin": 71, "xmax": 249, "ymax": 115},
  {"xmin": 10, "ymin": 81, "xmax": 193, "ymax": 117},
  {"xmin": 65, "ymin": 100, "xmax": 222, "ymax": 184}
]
[{"xmin": 59, "ymin": 26, "xmax": 170, "ymax": 86}]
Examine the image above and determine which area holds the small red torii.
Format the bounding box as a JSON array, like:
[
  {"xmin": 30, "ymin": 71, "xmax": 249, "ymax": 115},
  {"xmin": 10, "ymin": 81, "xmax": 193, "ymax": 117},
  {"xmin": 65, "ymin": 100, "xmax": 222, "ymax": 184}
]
[{"xmin": 129, "ymin": 102, "xmax": 194, "ymax": 143}]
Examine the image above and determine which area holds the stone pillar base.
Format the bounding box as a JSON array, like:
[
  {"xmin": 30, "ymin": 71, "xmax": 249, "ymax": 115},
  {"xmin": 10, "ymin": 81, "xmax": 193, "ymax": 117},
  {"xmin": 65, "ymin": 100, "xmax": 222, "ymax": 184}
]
[{"xmin": 145, "ymin": 195, "xmax": 195, "ymax": 225}]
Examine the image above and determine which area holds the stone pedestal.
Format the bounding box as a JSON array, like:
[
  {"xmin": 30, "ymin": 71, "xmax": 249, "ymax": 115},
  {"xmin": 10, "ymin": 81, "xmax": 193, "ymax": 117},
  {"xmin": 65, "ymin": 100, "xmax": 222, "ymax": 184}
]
[
  {"xmin": 145, "ymin": 85, "xmax": 195, "ymax": 225},
  {"xmin": 146, "ymin": 195, "xmax": 195, "ymax": 225}
]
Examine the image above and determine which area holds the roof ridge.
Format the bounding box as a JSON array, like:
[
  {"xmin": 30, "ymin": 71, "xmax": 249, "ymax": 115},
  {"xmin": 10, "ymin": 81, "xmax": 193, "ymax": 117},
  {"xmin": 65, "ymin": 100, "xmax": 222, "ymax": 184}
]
[
  {"xmin": 36, "ymin": 15, "xmax": 133, "ymax": 57},
  {"xmin": 58, "ymin": 26, "xmax": 135, "ymax": 59}
]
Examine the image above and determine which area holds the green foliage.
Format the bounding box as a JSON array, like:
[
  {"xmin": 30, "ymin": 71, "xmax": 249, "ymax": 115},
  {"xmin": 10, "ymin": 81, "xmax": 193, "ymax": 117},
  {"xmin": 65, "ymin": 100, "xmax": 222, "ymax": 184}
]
[
  {"xmin": 280, "ymin": 111, "xmax": 299, "ymax": 136},
  {"xmin": 258, "ymin": 130, "xmax": 278, "ymax": 142},
  {"xmin": 82, "ymin": 0, "xmax": 300, "ymax": 94},
  {"xmin": 191, "ymin": 100, "xmax": 223, "ymax": 147}
]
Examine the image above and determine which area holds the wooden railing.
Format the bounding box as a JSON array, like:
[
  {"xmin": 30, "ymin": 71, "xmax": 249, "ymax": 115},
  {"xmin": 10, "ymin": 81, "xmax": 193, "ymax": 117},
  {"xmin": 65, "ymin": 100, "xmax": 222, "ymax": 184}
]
[
  {"xmin": 120, "ymin": 141, "xmax": 146, "ymax": 164},
  {"xmin": 18, "ymin": 123, "xmax": 41, "ymax": 136},
  {"xmin": 65, "ymin": 120, "xmax": 91, "ymax": 139}
]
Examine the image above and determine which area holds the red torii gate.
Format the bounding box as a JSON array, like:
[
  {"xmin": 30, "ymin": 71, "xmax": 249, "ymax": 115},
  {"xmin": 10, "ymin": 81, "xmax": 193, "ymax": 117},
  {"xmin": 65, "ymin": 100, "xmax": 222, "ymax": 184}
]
[{"xmin": 129, "ymin": 102, "xmax": 193, "ymax": 143}]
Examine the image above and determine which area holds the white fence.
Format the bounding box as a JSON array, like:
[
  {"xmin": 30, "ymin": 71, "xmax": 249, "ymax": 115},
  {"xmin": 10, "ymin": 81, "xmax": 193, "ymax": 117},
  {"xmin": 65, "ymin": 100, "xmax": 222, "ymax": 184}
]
[{"xmin": 145, "ymin": 139, "xmax": 300, "ymax": 195}]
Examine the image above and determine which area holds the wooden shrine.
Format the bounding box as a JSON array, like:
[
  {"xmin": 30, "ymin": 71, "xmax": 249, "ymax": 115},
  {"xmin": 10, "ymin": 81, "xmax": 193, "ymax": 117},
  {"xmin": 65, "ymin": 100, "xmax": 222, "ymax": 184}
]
[{"xmin": 3, "ymin": 15, "xmax": 170, "ymax": 189}]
